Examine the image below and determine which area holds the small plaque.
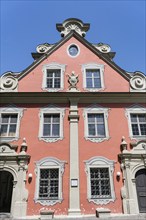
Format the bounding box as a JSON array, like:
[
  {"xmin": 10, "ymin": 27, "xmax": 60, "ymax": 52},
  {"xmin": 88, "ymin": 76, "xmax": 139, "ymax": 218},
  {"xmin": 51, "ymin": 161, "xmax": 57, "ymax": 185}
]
[{"xmin": 71, "ymin": 179, "xmax": 78, "ymax": 187}]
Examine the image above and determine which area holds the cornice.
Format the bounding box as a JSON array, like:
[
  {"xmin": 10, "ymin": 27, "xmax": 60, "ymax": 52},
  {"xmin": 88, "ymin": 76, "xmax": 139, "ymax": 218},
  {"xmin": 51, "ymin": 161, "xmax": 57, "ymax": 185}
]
[{"xmin": 0, "ymin": 92, "xmax": 146, "ymax": 104}]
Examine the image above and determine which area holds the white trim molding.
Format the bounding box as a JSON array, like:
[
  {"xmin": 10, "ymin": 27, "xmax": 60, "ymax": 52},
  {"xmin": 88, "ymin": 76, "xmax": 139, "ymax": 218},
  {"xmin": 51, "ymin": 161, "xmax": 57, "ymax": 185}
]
[
  {"xmin": 38, "ymin": 104, "xmax": 65, "ymax": 142},
  {"xmin": 83, "ymin": 104, "xmax": 110, "ymax": 143},
  {"xmin": 125, "ymin": 104, "xmax": 146, "ymax": 140},
  {"xmin": 42, "ymin": 63, "xmax": 66, "ymax": 92},
  {"xmin": 0, "ymin": 105, "xmax": 24, "ymax": 142},
  {"xmin": 82, "ymin": 63, "xmax": 105, "ymax": 92},
  {"xmin": 34, "ymin": 157, "xmax": 66, "ymax": 206},
  {"xmin": 84, "ymin": 156, "xmax": 115, "ymax": 205}
]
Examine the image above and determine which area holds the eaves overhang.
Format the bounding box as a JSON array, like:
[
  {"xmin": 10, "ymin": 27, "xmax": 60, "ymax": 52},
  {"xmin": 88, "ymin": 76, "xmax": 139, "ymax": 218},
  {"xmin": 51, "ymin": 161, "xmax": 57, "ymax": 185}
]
[
  {"xmin": 0, "ymin": 92, "xmax": 146, "ymax": 104},
  {"xmin": 17, "ymin": 31, "xmax": 131, "ymax": 81}
]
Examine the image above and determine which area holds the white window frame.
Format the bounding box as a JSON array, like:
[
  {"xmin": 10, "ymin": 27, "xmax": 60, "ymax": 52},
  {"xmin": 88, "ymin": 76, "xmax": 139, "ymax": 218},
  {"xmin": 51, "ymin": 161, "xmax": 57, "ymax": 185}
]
[
  {"xmin": 34, "ymin": 157, "xmax": 66, "ymax": 206},
  {"xmin": 0, "ymin": 105, "xmax": 24, "ymax": 142},
  {"xmin": 125, "ymin": 104, "xmax": 146, "ymax": 140},
  {"xmin": 82, "ymin": 63, "xmax": 105, "ymax": 91},
  {"xmin": 39, "ymin": 105, "xmax": 65, "ymax": 143},
  {"xmin": 84, "ymin": 156, "xmax": 115, "ymax": 205},
  {"xmin": 42, "ymin": 63, "xmax": 66, "ymax": 92},
  {"xmin": 83, "ymin": 104, "xmax": 110, "ymax": 143}
]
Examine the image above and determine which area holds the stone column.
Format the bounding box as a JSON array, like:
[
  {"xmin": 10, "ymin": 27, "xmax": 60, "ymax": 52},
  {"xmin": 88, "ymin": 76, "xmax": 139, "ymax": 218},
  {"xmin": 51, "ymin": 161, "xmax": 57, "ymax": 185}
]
[{"xmin": 68, "ymin": 98, "xmax": 81, "ymax": 216}]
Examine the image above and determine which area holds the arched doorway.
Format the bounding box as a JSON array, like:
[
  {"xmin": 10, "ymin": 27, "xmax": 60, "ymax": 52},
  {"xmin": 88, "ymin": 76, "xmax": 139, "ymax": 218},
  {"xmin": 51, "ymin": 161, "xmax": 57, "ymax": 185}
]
[
  {"xmin": 0, "ymin": 171, "xmax": 13, "ymax": 213},
  {"xmin": 136, "ymin": 169, "xmax": 146, "ymax": 213}
]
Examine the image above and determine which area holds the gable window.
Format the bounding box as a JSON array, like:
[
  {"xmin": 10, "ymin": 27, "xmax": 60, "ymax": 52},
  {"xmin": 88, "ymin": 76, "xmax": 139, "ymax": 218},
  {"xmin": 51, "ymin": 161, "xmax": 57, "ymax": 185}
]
[
  {"xmin": 83, "ymin": 104, "xmax": 109, "ymax": 143},
  {"xmin": 42, "ymin": 63, "xmax": 66, "ymax": 92},
  {"xmin": 125, "ymin": 105, "xmax": 146, "ymax": 140},
  {"xmin": 86, "ymin": 69, "xmax": 101, "ymax": 89},
  {"xmin": 46, "ymin": 69, "xmax": 61, "ymax": 88},
  {"xmin": 82, "ymin": 63, "xmax": 104, "ymax": 91},
  {"xmin": 0, "ymin": 105, "xmax": 24, "ymax": 142},
  {"xmin": 85, "ymin": 157, "xmax": 115, "ymax": 205},
  {"xmin": 39, "ymin": 105, "xmax": 65, "ymax": 142},
  {"xmin": 34, "ymin": 157, "xmax": 66, "ymax": 206}
]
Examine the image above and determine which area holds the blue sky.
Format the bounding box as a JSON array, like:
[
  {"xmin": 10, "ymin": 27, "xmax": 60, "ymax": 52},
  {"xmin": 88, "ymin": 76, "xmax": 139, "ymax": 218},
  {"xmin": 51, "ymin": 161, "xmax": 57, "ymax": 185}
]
[{"xmin": 1, "ymin": 0, "xmax": 146, "ymax": 75}]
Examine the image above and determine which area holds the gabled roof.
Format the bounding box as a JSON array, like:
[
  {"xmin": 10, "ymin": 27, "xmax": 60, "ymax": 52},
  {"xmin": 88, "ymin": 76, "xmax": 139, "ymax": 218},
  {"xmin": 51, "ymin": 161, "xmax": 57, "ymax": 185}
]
[{"xmin": 15, "ymin": 31, "xmax": 130, "ymax": 81}]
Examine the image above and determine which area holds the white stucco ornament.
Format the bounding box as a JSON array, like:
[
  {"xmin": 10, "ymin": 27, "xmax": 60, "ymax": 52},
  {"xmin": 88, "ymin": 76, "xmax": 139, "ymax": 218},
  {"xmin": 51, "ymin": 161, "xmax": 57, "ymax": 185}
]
[
  {"xmin": 0, "ymin": 72, "xmax": 18, "ymax": 92},
  {"xmin": 68, "ymin": 71, "xmax": 79, "ymax": 91},
  {"xmin": 130, "ymin": 72, "xmax": 146, "ymax": 92},
  {"xmin": 36, "ymin": 44, "xmax": 51, "ymax": 53},
  {"xmin": 94, "ymin": 43, "xmax": 111, "ymax": 53}
]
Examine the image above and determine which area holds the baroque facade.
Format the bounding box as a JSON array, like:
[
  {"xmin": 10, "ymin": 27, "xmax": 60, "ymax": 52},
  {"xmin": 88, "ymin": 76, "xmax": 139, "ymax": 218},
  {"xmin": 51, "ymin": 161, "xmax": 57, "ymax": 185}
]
[{"xmin": 0, "ymin": 18, "xmax": 146, "ymax": 219}]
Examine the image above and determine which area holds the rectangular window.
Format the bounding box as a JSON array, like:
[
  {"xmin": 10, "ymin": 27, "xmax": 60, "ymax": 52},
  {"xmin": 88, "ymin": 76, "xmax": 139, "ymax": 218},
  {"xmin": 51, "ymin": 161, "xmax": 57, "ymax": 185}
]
[
  {"xmin": 130, "ymin": 114, "xmax": 146, "ymax": 136},
  {"xmin": 90, "ymin": 167, "xmax": 111, "ymax": 199},
  {"xmin": 0, "ymin": 114, "xmax": 18, "ymax": 137},
  {"xmin": 88, "ymin": 113, "xmax": 105, "ymax": 137},
  {"xmin": 86, "ymin": 69, "xmax": 101, "ymax": 88},
  {"xmin": 46, "ymin": 69, "xmax": 61, "ymax": 88},
  {"xmin": 43, "ymin": 114, "xmax": 60, "ymax": 137},
  {"xmin": 39, "ymin": 168, "xmax": 59, "ymax": 199}
]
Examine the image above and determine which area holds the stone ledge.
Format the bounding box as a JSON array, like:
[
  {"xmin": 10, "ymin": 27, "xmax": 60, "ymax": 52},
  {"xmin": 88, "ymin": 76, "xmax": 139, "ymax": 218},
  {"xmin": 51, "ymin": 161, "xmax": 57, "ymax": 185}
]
[{"xmin": 39, "ymin": 210, "xmax": 54, "ymax": 220}]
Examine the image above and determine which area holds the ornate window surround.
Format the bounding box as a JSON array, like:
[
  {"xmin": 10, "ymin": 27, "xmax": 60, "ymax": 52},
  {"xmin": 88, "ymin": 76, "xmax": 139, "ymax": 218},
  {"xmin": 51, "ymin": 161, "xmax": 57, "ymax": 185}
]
[
  {"xmin": 0, "ymin": 105, "xmax": 24, "ymax": 142},
  {"xmin": 82, "ymin": 63, "xmax": 105, "ymax": 92},
  {"xmin": 38, "ymin": 104, "xmax": 65, "ymax": 143},
  {"xmin": 42, "ymin": 63, "xmax": 66, "ymax": 92},
  {"xmin": 125, "ymin": 104, "xmax": 146, "ymax": 140},
  {"xmin": 34, "ymin": 157, "xmax": 66, "ymax": 206},
  {"xmin": 83, "ymin": 104, "xmax": 110, "ymax": 143},
  {"xmin": 84, "ymin": 156, "xmax": 115, "ymax": 205}
]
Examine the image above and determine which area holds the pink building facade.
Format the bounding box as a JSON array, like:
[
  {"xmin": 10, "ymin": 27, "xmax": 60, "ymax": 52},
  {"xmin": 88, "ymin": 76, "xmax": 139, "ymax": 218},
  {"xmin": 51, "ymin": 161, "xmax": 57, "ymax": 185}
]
[{"xmin": 0, "ymin": 18, "xmax": 146, "ymax": 219}]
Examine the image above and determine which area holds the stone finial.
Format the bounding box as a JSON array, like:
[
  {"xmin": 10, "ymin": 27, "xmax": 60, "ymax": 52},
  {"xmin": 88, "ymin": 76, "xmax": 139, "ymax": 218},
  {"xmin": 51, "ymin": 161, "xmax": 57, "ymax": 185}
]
[
  {"xmin": 56, "ymin": 18, "xmax": 90, "ymax": 37},
  {"xmin": 120, "ymin": 136, "xmax": 128, "ymax": 152},
  {"xmin": 20, "ymin": 138, "xmax": 28, "ymax": 153}
]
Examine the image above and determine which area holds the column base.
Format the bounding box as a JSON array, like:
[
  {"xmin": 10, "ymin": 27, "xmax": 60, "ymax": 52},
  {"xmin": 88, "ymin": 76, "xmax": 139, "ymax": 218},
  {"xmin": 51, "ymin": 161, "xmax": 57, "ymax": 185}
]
[{"xmin": 68, "ymin": 209, "xmax": 81, "ymax": 216}]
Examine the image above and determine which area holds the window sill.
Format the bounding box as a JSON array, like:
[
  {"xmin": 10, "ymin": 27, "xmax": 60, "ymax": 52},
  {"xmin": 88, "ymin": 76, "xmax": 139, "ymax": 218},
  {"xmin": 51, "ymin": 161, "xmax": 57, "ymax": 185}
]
[
  {"xmin": 0, "ymin": 136, "xmax": 19, "ymax": 142},
  {"xmin": 39, "ymin": 136, "xmax": 63, "ymax": 143},
  {"xmin": 85, "ymin": 136, "xmax": 110, "ymax": 143},
  {"xmin": 42, "ymin": 87, "xmax": 63, "ymax": 92},
  {"xmin": 34, "ymin": 198, "xmax": 63, "ymax": 206},
  {"xmin": 88, "ymin": 197, "xmax": 115, "ymax": 205}
]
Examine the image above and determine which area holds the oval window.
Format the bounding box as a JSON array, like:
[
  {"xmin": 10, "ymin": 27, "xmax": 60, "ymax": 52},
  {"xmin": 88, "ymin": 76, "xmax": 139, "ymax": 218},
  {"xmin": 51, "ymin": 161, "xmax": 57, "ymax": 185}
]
[{"xmin": 68, "ymin": 45, "xmax": 79, "ymax": 57}]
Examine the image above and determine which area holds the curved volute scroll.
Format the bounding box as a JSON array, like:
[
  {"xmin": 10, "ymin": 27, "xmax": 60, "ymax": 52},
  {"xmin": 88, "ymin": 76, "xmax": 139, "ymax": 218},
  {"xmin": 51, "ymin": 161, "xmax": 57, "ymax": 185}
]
[
  {"xmin": 130, "ymin": 71, "xmax": 146, "ymax": 92},
  {"xmin": 0, "ymin": 72, "xmax": 18, "ymax": 92}
]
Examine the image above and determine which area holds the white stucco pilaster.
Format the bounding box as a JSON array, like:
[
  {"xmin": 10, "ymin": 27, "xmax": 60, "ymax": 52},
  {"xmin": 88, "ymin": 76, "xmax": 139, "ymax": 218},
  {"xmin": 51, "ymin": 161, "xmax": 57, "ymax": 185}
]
[{"xmin": 68, "ymin": 98, "xmax": 81, "ymax": 216}]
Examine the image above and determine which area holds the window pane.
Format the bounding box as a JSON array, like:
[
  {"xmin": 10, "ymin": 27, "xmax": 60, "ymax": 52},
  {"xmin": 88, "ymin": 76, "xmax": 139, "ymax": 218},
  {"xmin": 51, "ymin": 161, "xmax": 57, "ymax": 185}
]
[
  {"xmin": 44, "ymin": 115, "xmax": 51, "ymax": 123},
  {"xmin": 54, "ymin": 78, "xmax": 60, "ymax": 88},
  {"xmin": 97, "ymin": 124, "xmax": 105, "ymax": 136},
  {"xmin": 96, "ymin": 114, "xmax": 104, "ymax": 123},
  {"xmin": 88, "ymin": 124, "xmax": 95, "ymax": 136},
  {"xmin": 139, "ymin": 114, "xmax": 146, "ymax": 122},
  {"xmin": 94, "ymin": 78, "xmax": 101, "ymax": 88},
  {"xmin": 52, "ymin": 124, "xmax": 59, "ymax": 136},
  {"xmin": 86, "ymin": 70, "xmax": 92, "ymax": 77},
  {"xmin": 131, "ymin": 114, "xmax": 137, "ymax": 122},
  {"xmin": 9, "ymin": 125, "xmax": 17, "ymax": 136},
  {"xmin": 43, "ymin": 124, "xmax": 50, "ymax": 136},
  {"xmin": 10, "ymin": 114, "xmax": 17, "ymax": 123},
  {"xmin": 86, "ymin": 78, "xmax": 92, "ymax": 88},
  {"xmin": 52, "ymin": 115, "xmax": 60, "ymax": 123},
  {"xmin": 140, "ymin": 124, "xmax": 146, "ymax": 135},
  {"xmin": 2, "ymin": 115, "xmax": 9, "ymax": 123},
  {"xmin": 93, "ymin": 70, "xmax": 100, "ymax": 77},
  {"xmin": 0, "ymin": 125, "xmax": 8, "ymax": 136},
  {"xmin": 88, "ymin": 114, "xmax": 95, "ymax": 123},
  {"xmin": 132, "ymin": 124, "xmax": 139, "ymax": 135}
]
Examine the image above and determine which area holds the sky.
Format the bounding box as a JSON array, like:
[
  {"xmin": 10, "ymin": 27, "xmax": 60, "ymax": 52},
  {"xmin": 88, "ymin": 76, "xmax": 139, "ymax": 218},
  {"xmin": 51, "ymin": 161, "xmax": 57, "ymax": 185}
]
[{"xmin": 0, "ymin": 0, "xmax": 146, "ymax": 75}]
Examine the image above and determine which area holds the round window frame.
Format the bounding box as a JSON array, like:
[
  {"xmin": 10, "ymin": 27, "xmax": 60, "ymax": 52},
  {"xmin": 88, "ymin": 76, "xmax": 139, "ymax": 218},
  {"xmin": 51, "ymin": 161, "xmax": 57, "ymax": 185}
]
[{"xmin": 67, "ymin": 44, "xmax": 80, "ymax": 58}]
